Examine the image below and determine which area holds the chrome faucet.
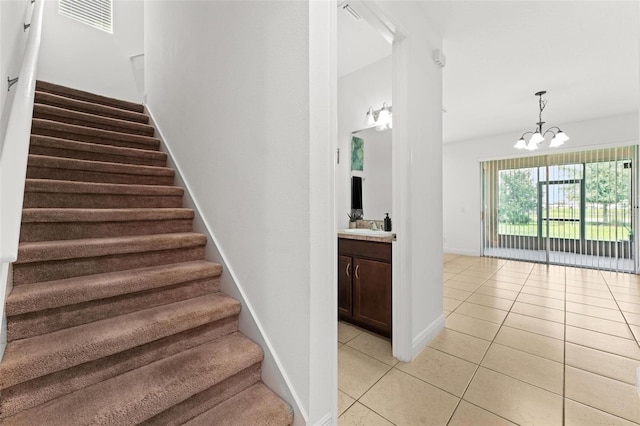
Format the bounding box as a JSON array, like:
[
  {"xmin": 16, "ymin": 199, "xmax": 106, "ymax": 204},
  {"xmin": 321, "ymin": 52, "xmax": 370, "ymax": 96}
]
[{"xmin": 369, "ymin": 221, "xmax": 379, "ymax": 231}]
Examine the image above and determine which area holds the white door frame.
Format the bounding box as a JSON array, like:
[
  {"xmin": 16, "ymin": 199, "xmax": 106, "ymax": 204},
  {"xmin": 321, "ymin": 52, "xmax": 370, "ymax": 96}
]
[{"xmin": 346, "ymin": 0, "xmax": 413, "ymax": 361}]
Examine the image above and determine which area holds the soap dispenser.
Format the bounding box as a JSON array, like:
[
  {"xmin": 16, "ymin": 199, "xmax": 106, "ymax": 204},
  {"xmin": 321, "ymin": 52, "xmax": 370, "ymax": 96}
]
[{"xmin": 384, "ymin": 213, "xmax": 392, "ymax": 231}]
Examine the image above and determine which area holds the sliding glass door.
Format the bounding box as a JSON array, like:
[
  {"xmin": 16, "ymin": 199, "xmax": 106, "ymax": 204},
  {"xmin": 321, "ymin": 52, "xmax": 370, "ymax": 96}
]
[{"xmin": 481, "ymin": 146, "xmax": 638, "ymax": 272}]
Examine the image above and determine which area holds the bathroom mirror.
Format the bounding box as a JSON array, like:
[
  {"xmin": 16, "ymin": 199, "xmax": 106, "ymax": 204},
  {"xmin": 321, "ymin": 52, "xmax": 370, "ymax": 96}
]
[{"xmin": 350, "ymin": 126, "xmax": 392, "ymax": 220}]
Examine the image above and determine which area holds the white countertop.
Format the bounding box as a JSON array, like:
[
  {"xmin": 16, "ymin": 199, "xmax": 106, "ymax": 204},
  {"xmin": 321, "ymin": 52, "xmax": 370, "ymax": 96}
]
[{"xmin": 337, "ymin": 229, "xmax": 395, "ymax": 243}]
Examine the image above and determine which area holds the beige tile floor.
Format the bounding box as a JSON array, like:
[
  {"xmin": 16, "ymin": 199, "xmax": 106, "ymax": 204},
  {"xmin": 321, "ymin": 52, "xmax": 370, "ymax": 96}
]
[{"xmin": 338, "ymin": 254, "xmax": 640, "ymax": 425}]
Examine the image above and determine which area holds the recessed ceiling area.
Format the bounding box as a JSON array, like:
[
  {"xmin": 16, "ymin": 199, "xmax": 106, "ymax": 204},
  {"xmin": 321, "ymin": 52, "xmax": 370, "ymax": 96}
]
[
  {"xmin": 337, "ymin": 1, "xmax": 639, "ymax": 145},
  {"xmin": 337, "ymin": 2, "xmax": 391, "ymax": 78}
]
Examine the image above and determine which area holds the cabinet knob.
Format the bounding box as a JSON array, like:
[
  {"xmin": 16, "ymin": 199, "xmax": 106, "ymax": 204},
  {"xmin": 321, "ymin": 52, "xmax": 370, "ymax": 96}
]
[
  {"xmin": 346, "ymin": 263, "xmax": 351, "ymax": 277},
  {"xmin": 355, "ymin": 264, "xmax": 360, "ymax": 279}
]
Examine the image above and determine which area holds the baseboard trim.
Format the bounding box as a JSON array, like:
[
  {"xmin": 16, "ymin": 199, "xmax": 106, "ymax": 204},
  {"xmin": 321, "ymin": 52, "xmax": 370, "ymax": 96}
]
[
  {"xmin": 411, "ymin": 314, "xmax": 445, "ymax": 360},
  {"xmin": 145, "ymin": 106, "xmax": 308, "ymax": 424},
  {"xmin": 443, "ymin": 247, "xmax": 480, "ymax": 257},
  {"xmin": 312, "ymin": 413, "xmax": 333, "ymax": 426},
  {"xmin": 0, "ymin": 262, "xmax": 11, "ymax": 363}
]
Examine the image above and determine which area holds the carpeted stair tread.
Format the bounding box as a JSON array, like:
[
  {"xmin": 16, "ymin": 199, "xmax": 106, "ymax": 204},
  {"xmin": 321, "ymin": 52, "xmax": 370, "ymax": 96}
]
[
  {"xmin": 23, "ymin": 179, "xmax": 184, "ymax": 209},
  {"xmin": 34, "ymin": 103, "xmax": 155, "ymax": 136},
  {"xmin": 184, "ymin": 383, "xmax": 293, "ymax": 426},
  {"xmin": 27, "ymin": 154, "xmax": 174, "ymax": 177},
  {"xmin": 36, "ymin": 80, "xmax": 144, "ymax": 113},
  {"xmin": 6, "ymin": 260, "xmax": 221, "ymax": 316},
  {"xmin": 16, "ymin": 232, "xmax": 206, "ymax": 264},
  {"xmin": 0, "ymin": 294, "xmax": 241, "ymax": 389},
  {"xmin": 27, "ymin": 154, "xmax": 175, "ymax": 185},
  {"xmin": 0, "ymin": 317, "xmax": 241, "ymax": 419},
  {"xmin": 29, "ymin": 135, "xmax": 167, "ymax": 167},
  {"xmin": 22, "ymin": 207, "xmax": 193, "ymax": 223},
  {"xmin": 25, "ymin": 179, "xmax": 183, "ymax": 196},
  {"xmin": 2, "ymin": 332, "xmax": 262, "ymax": 426},
  {"xmin": 34, "ymin": 91, "xmax": 149, "ymax": 124},
  {"xmin": 32, "ymin": 119, "xmax": 160, "ymax": 151},
  {"xmin": 19, "ymin": 207, "xmax": 195, "ymax": 241}
]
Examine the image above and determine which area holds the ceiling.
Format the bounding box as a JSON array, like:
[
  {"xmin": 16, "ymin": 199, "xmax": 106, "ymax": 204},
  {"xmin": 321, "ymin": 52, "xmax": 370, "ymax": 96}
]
[
  {"xmin": 338, "ymin": 1, "xmax": 639, "ymax": 144},
  {"xmin": 337, "ymin": 2, "xmax": 391, "ymax": 78}
]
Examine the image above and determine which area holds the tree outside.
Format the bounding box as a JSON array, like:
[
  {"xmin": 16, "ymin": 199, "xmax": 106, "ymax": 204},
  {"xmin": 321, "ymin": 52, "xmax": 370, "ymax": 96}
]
[
  {"xmin": 498, "ymin": 169, "xmax": 537, "ymax": 225},
  {"xmin": 584, "ymin": 161, "xmax": 630, "ymax": 224}
]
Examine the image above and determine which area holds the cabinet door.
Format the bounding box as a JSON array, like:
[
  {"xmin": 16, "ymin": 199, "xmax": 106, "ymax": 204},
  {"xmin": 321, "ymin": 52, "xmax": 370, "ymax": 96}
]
[
  {"xmin": 353, "ymin": 258, "xmax": 391, "ymax": 335},
  {"xmin": 338, "ymin": 255, "xmax": 353, "ymax": 317}
]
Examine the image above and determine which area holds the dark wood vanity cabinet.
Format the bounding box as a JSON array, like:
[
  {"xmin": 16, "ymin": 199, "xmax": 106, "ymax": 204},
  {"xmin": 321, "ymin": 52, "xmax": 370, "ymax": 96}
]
[{"xmin": 338, "ymin": 238, "xmax": 391, "ymax": 337}]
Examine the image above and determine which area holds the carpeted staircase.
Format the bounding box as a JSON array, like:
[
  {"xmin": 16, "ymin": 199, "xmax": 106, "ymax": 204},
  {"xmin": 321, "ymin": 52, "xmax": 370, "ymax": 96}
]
[{"xmin": 0, "ymin": 81, "xmax": 293, "ymax": 425}]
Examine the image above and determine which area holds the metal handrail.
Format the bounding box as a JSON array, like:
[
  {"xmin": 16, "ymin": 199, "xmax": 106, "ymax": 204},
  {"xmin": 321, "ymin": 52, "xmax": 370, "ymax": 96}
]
[{"xmin": 0, "ymin": 0, "xmax": 44, "ymax": 263}]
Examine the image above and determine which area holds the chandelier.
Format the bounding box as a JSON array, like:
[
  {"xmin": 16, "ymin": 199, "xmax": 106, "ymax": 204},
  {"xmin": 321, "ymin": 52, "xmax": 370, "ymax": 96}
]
[{"xmin": 514, "ymin": 91, "xmax": 569, "ymax": 150}]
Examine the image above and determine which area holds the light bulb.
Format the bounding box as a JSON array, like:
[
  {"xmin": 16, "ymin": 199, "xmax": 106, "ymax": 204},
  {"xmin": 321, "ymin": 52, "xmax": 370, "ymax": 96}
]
[
  {"xmin": 365, "ymin": 107, "xmax": 375, "ymax": 126},
  {"xmin": 525, "ymin": 138, "xmax": 539, "ymax": 151},
  {"xmin": 377, "ymin": 103, "xmax": 390, "ymax": 125},
  {"xmin": 550, "ymin": 130, "xmax": 569, "ymax": 147},
  {"xmin": 514, "ymin": 138, "xmax": 527, "ymax": 149},
  {"xmin": 529, "ymin": 132, "xmax": 544, "ymax": 145}
]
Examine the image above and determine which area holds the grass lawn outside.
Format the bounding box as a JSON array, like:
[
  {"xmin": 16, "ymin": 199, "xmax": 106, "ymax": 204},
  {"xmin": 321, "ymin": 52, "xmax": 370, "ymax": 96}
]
[{"xmin": 498, "ymin": 221, "xmax": 631, "ymax": 241}]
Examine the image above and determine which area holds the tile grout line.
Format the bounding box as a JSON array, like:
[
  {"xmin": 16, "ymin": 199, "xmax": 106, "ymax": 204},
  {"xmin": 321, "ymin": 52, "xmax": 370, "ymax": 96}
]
[
  {"xmin": 445, "ymin": 259, "xmax": 536, "ymax": 425},
  {"xmin": 599, "ymin": 270, "xmax": 640, "ymax": 350}
]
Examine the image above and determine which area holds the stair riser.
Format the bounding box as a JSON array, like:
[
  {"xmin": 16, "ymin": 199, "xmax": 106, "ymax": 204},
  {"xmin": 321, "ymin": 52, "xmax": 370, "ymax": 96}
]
[
  {"xmin": 0, "ymin": 316, "xmax": 239, "ymax": 419},
  {"xmin": 33, "ymin": 110, "xmax": 155, "ymax": 137},
  {"xmin": 23, "ymin": 192, "xmax": 183, "ymax": 209},
  {"xmin": 26, "ymin": 166, "xmax": 175, "ymax": 186},
  {"xmin": 142, "ymin": 364, "xmax": 262, "ymax": 426},
  {"xmin": 32, "ymin": 127, "xmax": 159, "ymax": 151},
  {"xmin": 36, "ymin": 81, "xmax": 145, "ymax": 113},
  {"xmin": 20, "ymin": 219, "xmax": 193, "ymax": 242},
  {"xmin": 29, "ymin": 144, "xmax": 167, "ymax": 167},
  {"xmin": 13, "ymin": 246, "xmax": 205, "ymax": 285},
  {"xmin": 34, "ymin": 92, "xmax": 149, "ymax": 124},
  {"xmin": 8, "ymin": 277, "xmax": 221, "ymax": 340}
]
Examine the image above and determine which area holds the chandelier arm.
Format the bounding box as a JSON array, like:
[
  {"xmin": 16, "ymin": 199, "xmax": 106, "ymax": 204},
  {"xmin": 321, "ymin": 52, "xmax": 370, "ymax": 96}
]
[
  {"xmin": 538, "ymin": 95, "xmax": 547, "ymax": 125},
  {"xmin": 514, "ymin": 91, "xmax": 567, "ymax": 149}
]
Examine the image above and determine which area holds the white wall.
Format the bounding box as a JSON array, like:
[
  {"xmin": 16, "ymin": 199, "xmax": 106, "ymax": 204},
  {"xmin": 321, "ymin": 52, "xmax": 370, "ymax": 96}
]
[
  {"xmin": 0, "ymin": 0, "xmax": 26, "ymax": 114},
  {"xmin": 1, "ymin": 0, "xmax": 29, "ymax": 147},
  {"xmin": 369, "ymin": 1, "xmax": 445, "ymax": 360},
  {"xmin": 37, "ymin": 0, "xmax": 143, "ymax": 102},
  {"xmin": 443, "ymin": 112, "xmax": 639, "ymax": 256},
  {"xmin": 337, "ymin": 56, "xmax": 392, "ymax": 228},
  {"xmin": 145, "ymin": 1, "xmax": 334, "ymax": 424}
]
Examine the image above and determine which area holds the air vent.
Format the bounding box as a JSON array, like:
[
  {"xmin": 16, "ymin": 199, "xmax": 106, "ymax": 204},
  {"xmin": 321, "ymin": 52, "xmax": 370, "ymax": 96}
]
[{"xmin": 59, "ymin": 0, "xmax": 113, "ymax": 34}]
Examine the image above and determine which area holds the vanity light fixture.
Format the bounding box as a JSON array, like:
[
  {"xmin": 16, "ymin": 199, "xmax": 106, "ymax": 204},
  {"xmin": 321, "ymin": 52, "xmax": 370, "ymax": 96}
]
[
  {"xmin": 514, "ymin": 91, "xmax": 569, "ymax": 151},
  {"xmin": 364, "ymin": 102, "xmax": 392, "ymax": 131}
]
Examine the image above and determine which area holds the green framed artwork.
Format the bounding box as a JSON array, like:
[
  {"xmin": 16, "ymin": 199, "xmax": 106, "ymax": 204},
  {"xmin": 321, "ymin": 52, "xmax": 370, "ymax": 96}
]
[{"xmin": 351, "ymin": 136, "xmax": 363, "ymax": 171}]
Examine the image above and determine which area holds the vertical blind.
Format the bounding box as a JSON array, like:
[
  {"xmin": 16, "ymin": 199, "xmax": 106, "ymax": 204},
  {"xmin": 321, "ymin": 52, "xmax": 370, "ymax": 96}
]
[
  {"xmin": 481, "ymin": 146, "xmax": 638, "ymax": 273},
  {"xmin": 59, "ymin": 0, "xmax": 113, "ymax": 34}
]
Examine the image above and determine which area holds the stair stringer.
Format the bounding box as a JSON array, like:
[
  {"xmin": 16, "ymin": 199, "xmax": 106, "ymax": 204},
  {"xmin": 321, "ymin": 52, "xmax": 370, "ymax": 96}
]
[{"xmin": 145, "ymin": 106, "xmax": 305, "ymax": 426}]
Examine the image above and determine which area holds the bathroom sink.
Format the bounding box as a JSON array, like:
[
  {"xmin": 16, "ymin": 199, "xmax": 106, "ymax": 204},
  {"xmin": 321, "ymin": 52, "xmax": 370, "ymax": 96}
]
[{"xmin": 340, "ymin": 229, "xmax": 393, "ymax": 237}]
